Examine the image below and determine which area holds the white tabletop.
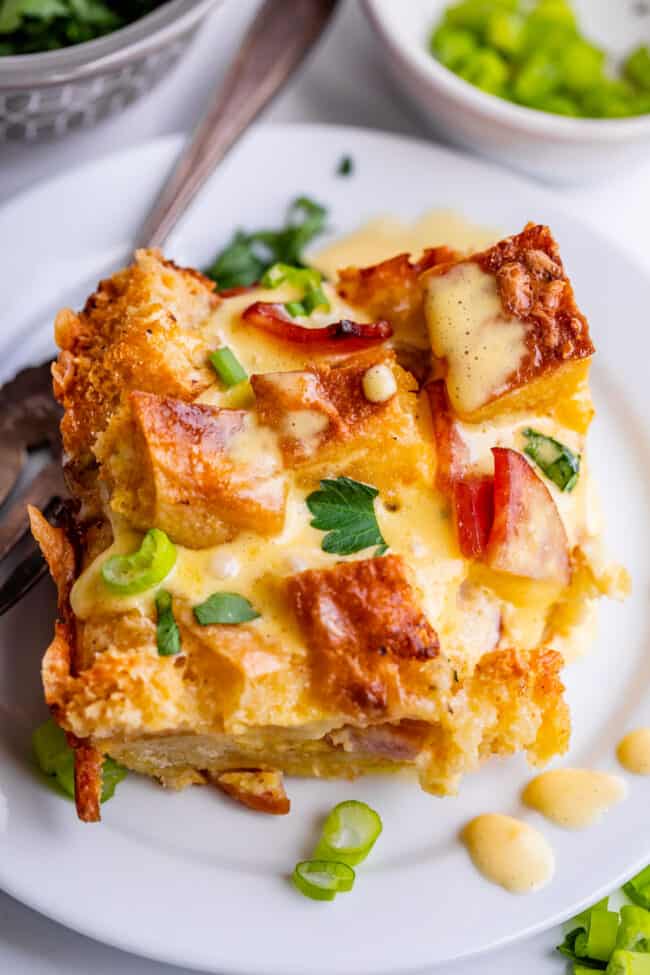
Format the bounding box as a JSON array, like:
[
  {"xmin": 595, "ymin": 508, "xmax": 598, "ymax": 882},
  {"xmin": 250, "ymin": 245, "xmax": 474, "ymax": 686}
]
[{"xmin": 1, "ymin": 2, "xmax": 649, "ymax": 972}]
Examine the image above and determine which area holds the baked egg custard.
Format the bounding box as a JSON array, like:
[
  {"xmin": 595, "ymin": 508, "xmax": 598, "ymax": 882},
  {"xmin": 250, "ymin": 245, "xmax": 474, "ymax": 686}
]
[{"xmin": 31, "ymin": 218, "xmax": 627, "ymax": 821}]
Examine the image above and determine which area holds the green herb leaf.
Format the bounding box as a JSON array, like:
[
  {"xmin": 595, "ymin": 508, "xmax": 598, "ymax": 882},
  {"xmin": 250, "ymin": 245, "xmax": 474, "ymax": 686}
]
[
  {"xmin": 337, "ymin": 155, "xmax": 354, "ymax": 176},
  {"xmin": 32, "ymin": 717, "xmax": 126, "ymax": 802},
  {"xmin": 205, "ymin": 196, "xmax": 327, "ymax": 290},
  {"xmin": 306, "ymin": 476, "xmax": 387, "ymax": 556},
  {"xmin": 155, "ymin": 589, "xmax": 181, "ymax": 657},
  {"xmin": 193, "ymin": 592, "xmax": 260, "ymax": 626},
  {"xmin": 523, "ymin": 427, "xmax": 581, "ymax": 492}
]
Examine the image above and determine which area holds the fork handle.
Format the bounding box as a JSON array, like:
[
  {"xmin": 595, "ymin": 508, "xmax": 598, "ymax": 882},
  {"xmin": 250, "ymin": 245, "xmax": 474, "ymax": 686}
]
[{"xmin": 138, "ymin": 0, "xmax": 339, "ymax": 250}]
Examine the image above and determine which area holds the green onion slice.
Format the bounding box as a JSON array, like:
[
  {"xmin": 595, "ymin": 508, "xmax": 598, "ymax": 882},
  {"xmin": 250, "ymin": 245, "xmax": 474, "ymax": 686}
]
[
  {"xmin": 209, "ymin": 347, "xmax": 247, "ymax": 387},
  {"xmin": 617, "ymin": 905, "xmax": 650, "ymax": 953},
  {"xmin": 607, "ymin": 950, "xmax": 650, "ymax": 975},
  {"xmin": 625, "ymin": 867, "xmax": 650, "ymax": 912},
  {"xmin": 155, "ymin": 590, "xmax": 181, "ymax": 657},
  {"xmin": 315, "ymin": 800, "xmax": 383, "ymax": 866},
  {"xmin": 193, "ymin": 591, "xmax": 260, "ymax": 626},
  {"xmin": 522, "ymin": 427, "xmax": 581, "ymax": 491},
  {"xmin": 292, "ymin": 860, "xmax": 355, "ymax": 901},
  {"xmin": 574, "ymin": 909, "xmax": 619, "ymax": 962},
  {"xmin": 101, "ymin": 529, "xmax": 177, "ymax": 595},
  {"xmin": 261, "ymin": 262, "xmax": 330, "ymax": 318}
]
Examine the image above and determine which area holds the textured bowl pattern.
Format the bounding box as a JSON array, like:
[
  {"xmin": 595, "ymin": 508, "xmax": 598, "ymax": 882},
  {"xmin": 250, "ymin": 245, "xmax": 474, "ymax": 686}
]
[{"xmin": 0, "ymin": 0, "xmax": 216, "ymax": 142}]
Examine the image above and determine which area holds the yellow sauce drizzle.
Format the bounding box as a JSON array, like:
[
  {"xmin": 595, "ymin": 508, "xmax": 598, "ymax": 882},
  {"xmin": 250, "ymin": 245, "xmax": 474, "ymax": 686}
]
[
  {"xmin": 617, "ymin": 729, "xmax": 650, "ymax": 775},
  {"xmin": 462, "ymin": 813, "xmax": 554, "ymax": 893},
  {"xmin": 522, "ymin": 768, "xmax": 626, "ymax": 828},
  {"xmin": 425, "ymin": 262, "xmax": 527, "ymax": 416}
]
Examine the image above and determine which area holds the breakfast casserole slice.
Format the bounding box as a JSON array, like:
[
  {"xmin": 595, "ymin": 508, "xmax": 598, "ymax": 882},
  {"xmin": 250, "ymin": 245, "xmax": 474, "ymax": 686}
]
[{"xmin": 31, "ymin": 225, "xmax": 626, "ymax": 822}]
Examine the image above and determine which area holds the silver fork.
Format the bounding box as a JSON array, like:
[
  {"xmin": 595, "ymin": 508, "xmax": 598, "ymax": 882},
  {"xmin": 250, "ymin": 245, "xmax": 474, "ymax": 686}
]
[{"xmin": 0, "ymin": 0, "xmax": 339, "ymax": 616}]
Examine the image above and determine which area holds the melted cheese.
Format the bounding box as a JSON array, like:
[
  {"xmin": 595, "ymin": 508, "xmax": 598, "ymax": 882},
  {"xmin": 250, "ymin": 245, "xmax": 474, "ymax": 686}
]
[
  {"xmin": 311, "ymin": 210, "xmax": 496, "ymax": 278},
  {"xmin": 70, "ymin": 480, "xmax": 462, "ymax": 659},
  {"xmin": 522, "ymin": 768, "xmax": 626, "ymax": 828},
  {"xmin": 462, "ymin": 813, "xmax": 554, "ymax": 893},
  {"xmin": 425, "ymin": 263, "xmax": 527, "ymax": 416},
  {"xmin": 617, "ymin": 729, "xmax": 650, "ymax": 775}
]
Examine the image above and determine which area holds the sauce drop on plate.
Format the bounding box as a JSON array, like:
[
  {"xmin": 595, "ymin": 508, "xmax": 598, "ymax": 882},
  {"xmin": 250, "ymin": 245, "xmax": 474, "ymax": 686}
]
[
  {"xmin": 522, "ymin": 768, "xmax": 626, "ymax": 828},
  {"xmin": 462, "ymin": 813, "xmax": 554, "ymax": 894},
  {"xmin": 617, "ymin": 728, "xmax": 650, "ymax": 775}
]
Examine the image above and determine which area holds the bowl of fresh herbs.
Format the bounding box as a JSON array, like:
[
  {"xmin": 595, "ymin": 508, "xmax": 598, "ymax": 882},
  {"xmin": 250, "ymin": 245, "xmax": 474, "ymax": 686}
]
[
  {"xmin": 0, "ymin": 0, "xmax": 218, "ymax": 141},
  {"xmin": 363, "ymin": 0, "xmax": 650, "ymax": 183}
]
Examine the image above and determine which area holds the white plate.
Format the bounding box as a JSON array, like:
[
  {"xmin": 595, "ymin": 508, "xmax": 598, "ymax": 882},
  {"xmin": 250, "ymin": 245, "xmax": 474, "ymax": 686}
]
[{"xmin": 0, "ymin": 125, "xmax": 649, "ymax": 975}]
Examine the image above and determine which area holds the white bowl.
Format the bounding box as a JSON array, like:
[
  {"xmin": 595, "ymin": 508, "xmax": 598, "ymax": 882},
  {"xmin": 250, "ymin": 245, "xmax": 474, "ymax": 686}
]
[{"xmin": 363, "ymin": 0, "xmax": 650, "ymax": 184}]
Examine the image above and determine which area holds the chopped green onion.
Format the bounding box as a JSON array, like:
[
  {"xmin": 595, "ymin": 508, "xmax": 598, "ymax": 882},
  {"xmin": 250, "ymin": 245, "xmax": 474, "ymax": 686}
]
[
  {"xmin": 292, "ymin": 859, "xmax": 355, "ymax": 901},
  {"xmin": 209, "ymin": 347, "xmax": 247, "ymax": 387},
  {"xmin": 607, "ymin": 950, "xmax": 650, "ymax": 975},
  {"xmin": 337, "ymin": 155, "xmax": 354, "ymax": 176},
  {"xmin": 486, "ymin": 10, "xmax": 525, "ymax": 56},
  {"xmin": 193, "ymin": 592, "xmax": 260, "ymax": 626},
  {"xmin": 430, "ymin": 24, "xmax": 478, "ymax": 70},
  {"xmin": 459, "ymin": 48, "xmax": 509, "ymax": 95},
  {"xmin": 624, "ymin": 867, "xmax": 650, "ymax": 912},
  {"xmin": 617, "ymin": 906, "xmax": 650, "ymax": 953},
  {"xmin": 155, "ymin": 590, "xmax": 181, "ymax": 657},
  {"xmin": 624, "ymin": 46, "xmax": 650, "ymax": 93},
  {"xmin": 575, "ymin": 966, "xmax": 602, "ymax": 975},
  {"xmin": 261, "ymin": 262, "xmax": 330, "ymax": 318},
  {"xmin": 561, "ymin": 39, "xmax": 605, "ymax": 95},
  {"xmin": 557, "ymin": 899, "xmax": 613, "ymax": 967},
  {"xmin": 315, "ymin": 800, "xmax": 383, "ymax": 867},
  {"xmin": 522, "ymin": 428, "xmax": 580, "ymax": 491},
  {"xmin": 574, "ymin": 910, "xmax": 620, "ymax": 962},
  {"xmin": 101, "ymin": 529, "xmax": 177, "ymax": 595},
  {"xmin": 32, "ymin": 718, "xmax": 126, "ymax": 803}
]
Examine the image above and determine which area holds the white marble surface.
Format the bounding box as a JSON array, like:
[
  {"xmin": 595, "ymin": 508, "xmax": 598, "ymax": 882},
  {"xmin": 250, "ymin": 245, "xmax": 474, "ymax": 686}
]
[{"xmin": 1, "ymin": 1, "xmax": 649, "ymax": 972}]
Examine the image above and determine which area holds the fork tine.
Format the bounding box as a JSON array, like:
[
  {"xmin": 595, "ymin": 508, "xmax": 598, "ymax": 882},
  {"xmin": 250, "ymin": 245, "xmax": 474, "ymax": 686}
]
[
  {"xmin": 0, "ymin": 547, "xmax": 51, "ymax": 616},
  {"xmin": 0, "ymin": 458, "xmax": 66, "ymax": 562}
]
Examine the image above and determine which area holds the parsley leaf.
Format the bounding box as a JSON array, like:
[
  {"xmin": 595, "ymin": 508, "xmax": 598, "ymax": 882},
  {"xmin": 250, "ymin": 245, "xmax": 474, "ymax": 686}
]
[
  {"xmin": 205, "ymin": 196, "xmax": 327, "ymax": 290},
  {"xmin": 193, "ymin": 592, "xmax": 260, "ymax": 626},
  {"xmin": 155, "ymin": 589, "xmax": 181, "ymax": 657},
  {"xmin": 306, "ymin": 477, "xmax": 388, "ymax": 556}
]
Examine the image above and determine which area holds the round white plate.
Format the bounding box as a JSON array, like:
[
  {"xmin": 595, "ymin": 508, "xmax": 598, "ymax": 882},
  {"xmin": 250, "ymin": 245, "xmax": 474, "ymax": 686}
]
[{"xmin": 0, "ymin": 125, "xmax": 649, "ymax": 975}]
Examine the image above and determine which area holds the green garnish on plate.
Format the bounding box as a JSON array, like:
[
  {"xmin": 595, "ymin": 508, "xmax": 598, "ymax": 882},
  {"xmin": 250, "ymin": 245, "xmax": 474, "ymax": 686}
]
[
  {"xmin": 555, "ymin": 881, "xmax": 650, "ymax": 972},
  {"xmin": 429, "ymin": 0, "xmax": 650, "ymax": 119},
  {"xmin": 33, "ymin": 717, "xmax": 126, "ymax": 802},
  {"xmin": 292, "ymin": 800, "xmax": 382, "ymax": 902},
  {"xmin": 337, "ymin": 155, "xmax": 354, "ymax": 176},
  {"xmin": 306, "ymin": 476, "xmax": 388, "ymax": 557},
  {"xmin": 205, "ymin": 196, "xmax": 327, "ymax": 290}
]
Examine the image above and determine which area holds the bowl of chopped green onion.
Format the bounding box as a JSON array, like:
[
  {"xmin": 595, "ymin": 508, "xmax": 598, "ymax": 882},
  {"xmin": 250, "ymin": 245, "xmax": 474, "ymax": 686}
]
[
  {"xmin": 0, "ymin": 0, "xmax": 219, "ymax": 142},
  {"xmin": 363, "ymin": 0, "xmax": 650, "ymax": 183}
]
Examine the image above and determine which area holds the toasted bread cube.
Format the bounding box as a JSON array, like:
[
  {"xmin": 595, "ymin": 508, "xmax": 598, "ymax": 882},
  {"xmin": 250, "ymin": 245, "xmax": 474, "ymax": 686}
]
[
  {"xmin": 424, "ymin": 224, "xmax": 594, "ymax": 430},
  {"xmin": 96, "ymin": 391, "xmax": 287, "ymax": 548},
  {"xmin": 251, "ymin": 349, "xmax": 431, "ymax": 489},
  {"xmin": 288, "ymin": 555, "xmax": 441, "ymax": 719},
  {"xmin": 335, "ymin": 247, "xmax": 457, "ymax": 352}
]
